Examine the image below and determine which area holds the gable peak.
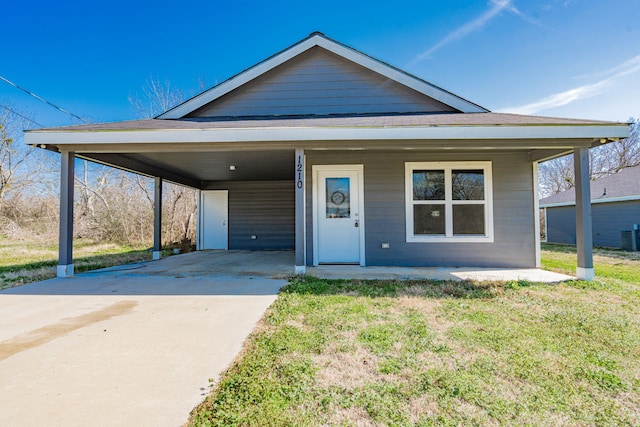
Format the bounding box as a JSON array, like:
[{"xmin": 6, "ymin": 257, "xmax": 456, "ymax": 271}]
[{"xmin": 158, "ymin": 33, "xmax": 487, "ymax": 119}]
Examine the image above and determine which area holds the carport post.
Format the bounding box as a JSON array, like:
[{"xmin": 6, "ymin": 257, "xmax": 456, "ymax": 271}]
[
  {"xmin": 153, "ymin": 176, "xmax": 162, "ymax": 260},
  {"xmin": 574, "ymin": 146, "xmax": 594, "ymax": 280},
  {"xmin": 58, "ymin": 151, "xmax": 74, "ymax": 278},
  {"xmin": 295, "ymin": 149, "xmax": 306, "ymax": 274}
]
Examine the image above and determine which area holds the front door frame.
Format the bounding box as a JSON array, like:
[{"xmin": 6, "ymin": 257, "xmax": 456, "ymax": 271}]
[{"xmin": 312, "ymin": 164, "xmax": 365, "ymax": 266}]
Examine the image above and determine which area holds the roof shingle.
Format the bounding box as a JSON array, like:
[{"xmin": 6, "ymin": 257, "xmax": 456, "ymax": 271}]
[{"xmin": 540, "ymin": 165, "xmax": 640, "ymax": 205}]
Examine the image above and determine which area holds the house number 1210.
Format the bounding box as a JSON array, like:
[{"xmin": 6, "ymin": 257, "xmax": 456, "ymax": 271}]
[{"xmin": 296, "ymin": 155, "xmax": 303, "ymax": 189}]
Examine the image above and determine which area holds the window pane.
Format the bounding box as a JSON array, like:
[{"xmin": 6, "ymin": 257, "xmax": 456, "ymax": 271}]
[
  {"xmin": 413, "ymin": 170, "xmax": 445, "ymax": 200},
  {"xmin": 414, "ymin": 204, "xmax": 445, "ymax": 235},
  {"xmin": 326, "ymin": 177, "xmax": 350, "ymax": 218},
  {"xmin": 452, "ymin": 170, "xmax": 484, "ymax": 200},
  {"xmin": 453, "ymin": 204, "xmax": 485, "ymax": 235}
]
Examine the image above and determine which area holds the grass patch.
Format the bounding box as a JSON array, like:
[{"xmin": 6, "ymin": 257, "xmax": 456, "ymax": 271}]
[
  {"xmin": 0, "ymin": 237, "xmax": 154, "ymax": 289},
  {"xmin": 190, "ymin": 248, "xmax": 640, "ymax": 426},
  {"xmin": 542, "ymin": 243, "xmax": 640, "ymax": 287}
]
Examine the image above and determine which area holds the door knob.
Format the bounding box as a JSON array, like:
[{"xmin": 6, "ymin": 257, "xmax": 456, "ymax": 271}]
[{"xmin": 355, "ymin": 221, "xmax": 359, "ymax": 228}]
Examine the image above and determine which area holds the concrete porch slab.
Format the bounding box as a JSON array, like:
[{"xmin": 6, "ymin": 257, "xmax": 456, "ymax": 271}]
[{"xmin": 308, "ymin": 265, "xmax": 573, "ymax": 283}]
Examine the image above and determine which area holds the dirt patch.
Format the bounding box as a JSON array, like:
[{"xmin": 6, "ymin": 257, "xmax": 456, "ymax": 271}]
[
  {"xmin": 408, "ymin": 394, "xmax": 439, "ymax": 423},
  {"xmin": 324, "ymin": 404, "xmax": 381, "ymax": 427},
  {"xmin": 0, "ymin": 300, "xmax": 137, "ymax": 361},
  {"xmin": 314, "ymin": 339, "xmax": 383, "ymax": 390}
]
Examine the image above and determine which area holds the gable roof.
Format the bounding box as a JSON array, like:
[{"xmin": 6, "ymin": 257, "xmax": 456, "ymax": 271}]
[
  {"xmin": 157, "ymin": 32, "xmax": 488, "ymax": 119},
  {"xmin": 540, "ymin": 165, "xmax": 640, "ymax": 207}
]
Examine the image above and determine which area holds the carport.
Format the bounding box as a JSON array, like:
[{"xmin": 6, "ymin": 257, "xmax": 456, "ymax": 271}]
[{"xmin": 25, "ymin": 129, "xmax": 303, "ymax": 278}]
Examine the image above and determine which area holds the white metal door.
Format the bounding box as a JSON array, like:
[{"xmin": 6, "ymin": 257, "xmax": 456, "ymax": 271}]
[
  {"xmin": 316, "ymin": 168, "xmax": 363, "ymax": 264},
  {"xmin": 200, "ymin": 190, "xmax": 228, "ymax": 250}
]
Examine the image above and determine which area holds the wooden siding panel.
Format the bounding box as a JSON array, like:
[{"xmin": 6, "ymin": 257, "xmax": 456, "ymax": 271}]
[
  {"xmin": 305, "ymin": 151, "xmax": 536, "ymax": 267},
  {"xmin": 189, "ymin": 47, "xmax": 457, "ymax": 118},
  {"xmin": 203, "ymin": 181, "xmax": 294, "ymax": 250}
]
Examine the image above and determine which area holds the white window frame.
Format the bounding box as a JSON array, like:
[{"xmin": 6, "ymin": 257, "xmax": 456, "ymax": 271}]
[{"xmin": 405, "ymin": 161, "xmax": 494, "ymax": 243}]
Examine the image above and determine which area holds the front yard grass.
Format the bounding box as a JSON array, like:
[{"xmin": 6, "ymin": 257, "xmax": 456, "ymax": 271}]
[
  {"xmin": 0, "ymin": 238, "xmax": 153, "ymax": 290},
  {"xmin": 189, "ymin": 245, "xmax": 640, "ymax": 426}
]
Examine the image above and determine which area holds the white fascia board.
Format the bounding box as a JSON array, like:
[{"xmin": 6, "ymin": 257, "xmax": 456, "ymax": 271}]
[
  {"xmin": 24, "ymin": 124, "xmax": 630, "ymax": 146},
  {"xmin": 541, "ymin": 195, "xmax": 640, "ymax": 208},
  {"xmin": 159, "ymin": 34, "xmax": 486, "ymax": 119}
]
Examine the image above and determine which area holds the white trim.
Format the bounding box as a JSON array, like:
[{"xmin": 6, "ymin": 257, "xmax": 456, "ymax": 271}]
[
  {"xmin": 533, "ymin": 162, "xmax": 541, "ymax": 268},
  {"xmin": 57, "ymin": 264, "xmax": 74, "ymax": 278},
  {"xmin": 405, "ymin": 161, "xmax": 494, "ymax": 243},
  {"xmin": 541, "ymin": 194, "xmax": 640, "ymax": 208},
  {"xmin": 158, "ymin": 34, "xmax": 485, "ymax": 118},
  {"xmin": 312, "ymin": 164, "xmax": 365, "ymax": 266},
  {"xmin": 576, "ymin": 267, "xmax": 595, "ymax": 281},
  {"xmin": 25, "ymin": 124, "xmax": 631, "ymax": 146}
]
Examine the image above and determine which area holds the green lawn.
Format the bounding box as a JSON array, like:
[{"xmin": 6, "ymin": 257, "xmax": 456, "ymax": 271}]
[
  {"xmin": 0, "ymin": 238, "xmax": 153, "ymax": 289},
  {"xmin": 189, "ymin": 245, "xmax": 640, "ymax": 426}
]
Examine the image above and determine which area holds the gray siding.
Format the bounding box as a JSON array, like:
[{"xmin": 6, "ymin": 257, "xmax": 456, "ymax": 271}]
[
  {"xmin": 545, "ymin": 206, "xmax": 576, "ymax": 245},
  {"xmin": 306, "ymin": 151, "xmax": 537, "ymax": 268},
  {"xmin": 546, "ymin": 201, "xmax": 640, "ymax": 248},
  {"xmin": 202, "ymin": 181, "xmax": 294, "ymax": 250},
  {"xmin": 189, "ymin": 47, "xmax": 457, "ymax": 118}
]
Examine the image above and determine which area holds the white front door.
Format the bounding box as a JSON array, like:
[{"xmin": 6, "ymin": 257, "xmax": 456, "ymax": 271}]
[
  {"xmin": 314, "ymin": 166, "xmax": 364, "ymax": 264},
  {"xmin": 200, "ymin": 190, "xmax": 228, "ymax": 250}
]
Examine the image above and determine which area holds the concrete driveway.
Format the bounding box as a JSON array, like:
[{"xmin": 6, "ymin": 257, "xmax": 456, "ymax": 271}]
[{"xmin": 0, "ymin": 252, "xmax": 288, "ymax": 427}]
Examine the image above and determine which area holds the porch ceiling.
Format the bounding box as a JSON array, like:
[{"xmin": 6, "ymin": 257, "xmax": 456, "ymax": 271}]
[{"xmin": 80, "ymin": 150, "xmax": 295, "ymax": 188}]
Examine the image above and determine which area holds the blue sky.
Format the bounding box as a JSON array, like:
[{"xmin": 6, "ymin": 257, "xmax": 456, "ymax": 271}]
[{"xmin": 1, "ymin": 0, "xmax": 639, "ymax": 128}]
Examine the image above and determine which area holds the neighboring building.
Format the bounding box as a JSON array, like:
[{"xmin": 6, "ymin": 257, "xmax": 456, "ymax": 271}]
[
  {"xmin": 25, "ymin": 33, "xmax": 629, "ymax": 279},
  {"xmin": 541, "ymin": 165, "xmax": 640, "ymax": 248}
]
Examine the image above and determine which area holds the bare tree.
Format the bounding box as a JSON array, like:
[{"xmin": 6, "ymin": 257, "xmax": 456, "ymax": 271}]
[
  {"xmin": 539, "ymin": 154, "xmax": 575, "ymax": 197},
  {"xmin": 593, "ymin": 117, "xmax": 640, "ymax": 175},
  {"xmin": 0, "ymin": 110, "xmax": 36, "ymax": 203},
  {"xmin": 0, "ymin": 107, "xmax": 61, "ymax": 239},
  {"xmin": 539, "ymin": 117, "xmax": 639, "ymax": 197},
  {"xmin": 128, "ymin": 76, "xmax": 185, "ymax": 119},
  {"xmin": 127, "ymin": 76, "xmax": 198, "ymax": 248}
]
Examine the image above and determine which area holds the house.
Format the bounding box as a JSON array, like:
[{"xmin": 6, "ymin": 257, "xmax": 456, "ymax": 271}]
[
  {"xmin": 24, "ymin": 32, "xmax": 629, "ymax": 280},
  {"xmin": 541, "ymin": 165, "xmax": 640, "ymax": 248}
]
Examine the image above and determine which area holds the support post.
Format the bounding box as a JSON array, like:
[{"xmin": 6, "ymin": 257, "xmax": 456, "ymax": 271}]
[
  {"xmin": 58, "ymin": 151, "xmax": 75, "ymax": 277},
  {"xmin": 533, "ymin": 161, "xmax": 541, "ymax": 268},
  {"xmin": 153, "ymin": 176, "xmax": 163, "ymax": 260},
  {"xmin": 294, "ymin": 149, "xmax": 306, "ymax": 274},
  {"xmin": 574, "ymin": 147, "xmax": 594, "ymax": 280}
]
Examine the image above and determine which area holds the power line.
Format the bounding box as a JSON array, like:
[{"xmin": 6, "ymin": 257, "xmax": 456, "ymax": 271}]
[
  {"xmin": 0, "ymin": 74, "xmax": 90, "ymax": 123},
  {"xmin": 0, "ymin": 104, "xmax": 45, "ymax": 128}
]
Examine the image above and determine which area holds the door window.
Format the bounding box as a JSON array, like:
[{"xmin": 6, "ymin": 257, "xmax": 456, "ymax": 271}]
[{"xmin": 326, "ymin": 177, "xmax": 350, "ymax": 218}]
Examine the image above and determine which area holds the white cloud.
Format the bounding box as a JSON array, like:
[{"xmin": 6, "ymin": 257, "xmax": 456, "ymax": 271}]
[
  {"xmin": 410, "ymin": 0, "xmax": 528, "ymax": 65},
  {"xmin": 576, "ymin": 54, "xmax": 640, "ymax": 80},
  {"xmin": 498, "ymin": 53, "xmax": 640, "ymax": 115}
]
